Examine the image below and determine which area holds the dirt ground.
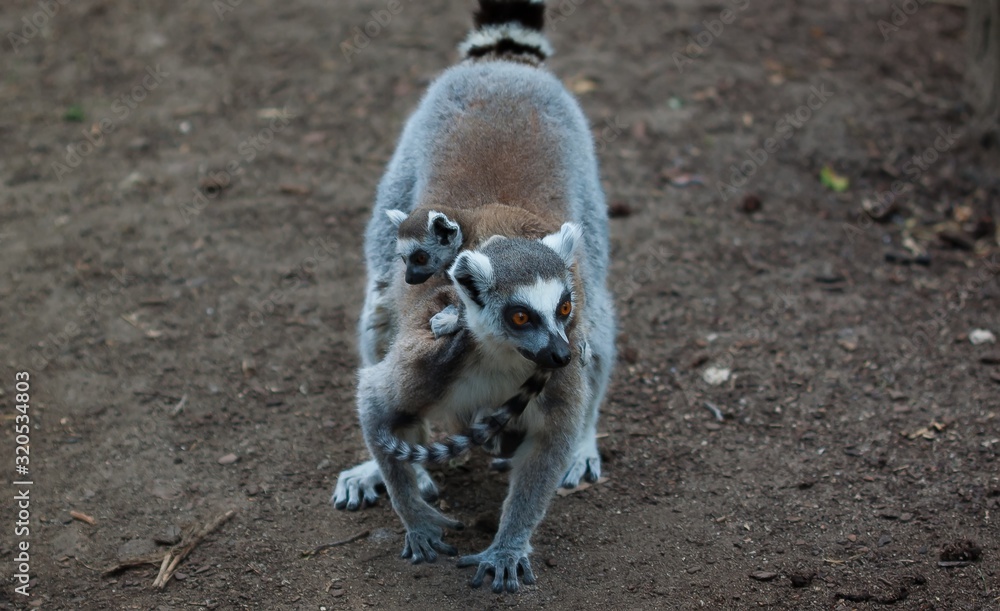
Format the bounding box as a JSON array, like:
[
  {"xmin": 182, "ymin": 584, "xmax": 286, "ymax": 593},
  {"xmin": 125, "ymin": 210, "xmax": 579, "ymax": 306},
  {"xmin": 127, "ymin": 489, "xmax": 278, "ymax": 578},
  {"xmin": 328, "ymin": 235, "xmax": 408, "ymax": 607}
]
[{"xmin": 2, "ymin": 0, "xmax": 999, "ymax": 609}]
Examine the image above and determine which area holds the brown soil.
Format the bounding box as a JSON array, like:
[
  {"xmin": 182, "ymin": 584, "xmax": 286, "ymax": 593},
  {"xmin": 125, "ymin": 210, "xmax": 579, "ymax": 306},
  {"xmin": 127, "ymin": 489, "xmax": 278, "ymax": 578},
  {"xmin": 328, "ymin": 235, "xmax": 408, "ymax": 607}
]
[{"xmin": 2, "ymin": 0, "xmax": 999, "ymax": 609}]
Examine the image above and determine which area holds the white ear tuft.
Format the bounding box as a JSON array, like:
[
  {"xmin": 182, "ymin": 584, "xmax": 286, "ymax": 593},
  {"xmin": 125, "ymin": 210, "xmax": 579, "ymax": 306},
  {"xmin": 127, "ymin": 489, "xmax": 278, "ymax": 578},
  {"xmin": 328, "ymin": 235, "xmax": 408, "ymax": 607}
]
[
  {"xmin": 480, "ymin": 234, "xmax": 507, "ymax": 248},
  {"xmin": 449, "ymin": 250, "xmax": 493, "ymax": 307},
  {"xmin": 428, "ymin": 211, "xmax": 461, "ymax": 245},
  {"xmin": 385, "ymin": 209, "xmax": 408, "ymax": 227},
  {"xmin": 541, "ymin": 222, "xmax": 582, "ymax": 268}
]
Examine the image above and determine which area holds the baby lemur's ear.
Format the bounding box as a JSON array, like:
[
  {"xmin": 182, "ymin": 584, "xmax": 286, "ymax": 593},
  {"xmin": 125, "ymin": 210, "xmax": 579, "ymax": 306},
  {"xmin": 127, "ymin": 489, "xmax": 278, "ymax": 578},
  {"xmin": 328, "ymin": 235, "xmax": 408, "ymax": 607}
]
[
  {"xmin": 541, "ymin": 222, "xmax": 582, "ymax": 268},
  {"xmin": 428, "ymin": 211, "xmax": 460, "ymax": 246},
  {"xmin": 385, "ymin": 209, "xmax": 408, "ymax": 227},
  {"xmin": 449, "ymin": 250, "xmax": 493, "ymax": 308}
]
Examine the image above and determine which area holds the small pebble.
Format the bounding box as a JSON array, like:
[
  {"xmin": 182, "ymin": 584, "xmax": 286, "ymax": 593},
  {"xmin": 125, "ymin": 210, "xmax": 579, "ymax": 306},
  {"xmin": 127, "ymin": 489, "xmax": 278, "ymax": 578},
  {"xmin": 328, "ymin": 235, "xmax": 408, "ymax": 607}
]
[
  {"xmin": 217, "ymin": 453, "xmax": 239, "ymax": 465},
  {"xmin": 739, "ymin": 194, "xmax": 762, "ymax": 213},
  {"xmin": 702, "ymin": 366, "xmax": 731, "ymax": 386},
  {"xmin": 155, "ymin": 524, "xmax": 182, "ymax": 546},
  {"xmin": 790, "ymin": 573, "xmax": 813, "ymax": 588},
  {"xmin": 608, "ymin": 201, "xmax": 632, "ymax": 218},
  {"xmin": 969, "ymin": 329, "xmax": 996, "ymax": 345}
]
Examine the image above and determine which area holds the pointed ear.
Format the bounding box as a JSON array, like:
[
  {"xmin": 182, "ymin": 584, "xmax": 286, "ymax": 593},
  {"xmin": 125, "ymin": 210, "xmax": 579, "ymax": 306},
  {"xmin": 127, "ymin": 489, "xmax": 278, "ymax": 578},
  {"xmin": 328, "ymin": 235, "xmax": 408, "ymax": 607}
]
[
  {"xmin": 449, "ymin": 250, "xmax": 493, "ymax": 308},
  {"xmin": 385, "ymin": 209, "xmax": 408, "ymax": 228},
  {"xmin": 541, "ymin": 222, "xmax": 582, "ymax": 268},
  {"xmin": 428, "ymin": 211, "xmax": 461, "ymax": 246},
  {"xmin": 480, "ymin": 234, "xmax": 506, "ymax": 248}
]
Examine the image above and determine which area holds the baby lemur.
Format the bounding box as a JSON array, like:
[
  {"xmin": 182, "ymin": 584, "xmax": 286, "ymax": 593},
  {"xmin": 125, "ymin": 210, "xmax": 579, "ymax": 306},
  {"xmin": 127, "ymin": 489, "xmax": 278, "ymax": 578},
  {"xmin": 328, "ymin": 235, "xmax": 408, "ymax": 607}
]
[{"xmin": 335, "ymin": 0, "xmax": 615, "ymax": 594}]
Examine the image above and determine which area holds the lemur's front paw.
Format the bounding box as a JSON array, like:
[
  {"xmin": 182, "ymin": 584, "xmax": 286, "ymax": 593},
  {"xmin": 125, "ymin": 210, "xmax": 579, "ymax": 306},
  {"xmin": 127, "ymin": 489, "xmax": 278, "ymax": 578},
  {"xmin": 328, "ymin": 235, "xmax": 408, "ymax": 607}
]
[
  {"xmin": 332, "ymin": 460, "xmax": 385, "ymax": 510},
  {"xmin": 560, "ymin": 436, "xmax": 602, "ymax": 489},
  {"xmin": 430, "ymin": 304, "xmax": 461, "ymax": 338},
  {"xmin": 458, "ymin": 546, "xmax": 536, "ymax": 593},
  {"xmin": 401, "ymin": 512, "xmax": 464, "ymax": 564}
]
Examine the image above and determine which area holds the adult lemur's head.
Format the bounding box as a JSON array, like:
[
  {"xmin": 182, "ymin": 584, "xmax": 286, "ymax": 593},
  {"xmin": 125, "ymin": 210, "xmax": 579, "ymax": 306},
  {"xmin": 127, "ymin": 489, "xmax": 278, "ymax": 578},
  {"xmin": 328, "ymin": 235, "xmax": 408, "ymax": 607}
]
[{"xmin": 449, "ymin": 223, "xmax": 580, "ymax": 369}]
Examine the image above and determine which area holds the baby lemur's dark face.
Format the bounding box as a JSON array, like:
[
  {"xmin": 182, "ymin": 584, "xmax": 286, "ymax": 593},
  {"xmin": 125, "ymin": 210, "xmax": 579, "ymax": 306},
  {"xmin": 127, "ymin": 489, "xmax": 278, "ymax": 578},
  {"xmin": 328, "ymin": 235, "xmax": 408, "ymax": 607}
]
[{"xmin": 386, "ymin": 209, "xmax": 463, "ymax": 284}]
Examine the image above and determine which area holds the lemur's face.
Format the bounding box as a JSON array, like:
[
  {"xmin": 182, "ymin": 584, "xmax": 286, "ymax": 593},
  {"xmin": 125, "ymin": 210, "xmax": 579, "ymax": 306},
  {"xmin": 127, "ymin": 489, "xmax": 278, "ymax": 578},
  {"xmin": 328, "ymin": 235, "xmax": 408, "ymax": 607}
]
[
  {"xmin": 449, "ymin": 224, "xmax": 580, "ymax": 369},
  {"xmin": 387, "ymin": 210, "xmax": 462, "ymax": 284}
]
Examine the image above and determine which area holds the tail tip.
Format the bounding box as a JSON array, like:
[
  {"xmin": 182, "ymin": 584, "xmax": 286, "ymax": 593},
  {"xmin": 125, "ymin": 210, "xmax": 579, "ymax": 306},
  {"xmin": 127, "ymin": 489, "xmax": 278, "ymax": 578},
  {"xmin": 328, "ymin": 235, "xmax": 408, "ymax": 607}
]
[{"xmin": 461, "ymin": 0, "xmax": 552, "ymax": 62}]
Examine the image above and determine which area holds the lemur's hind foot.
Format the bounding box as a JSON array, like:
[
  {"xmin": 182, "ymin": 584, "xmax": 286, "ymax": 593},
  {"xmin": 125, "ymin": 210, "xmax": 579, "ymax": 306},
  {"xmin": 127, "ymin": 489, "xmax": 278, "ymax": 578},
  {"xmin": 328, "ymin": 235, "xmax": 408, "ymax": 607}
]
[{"xmin": 331, "ymin": 459, "xmax": 440, "ymax": 510}]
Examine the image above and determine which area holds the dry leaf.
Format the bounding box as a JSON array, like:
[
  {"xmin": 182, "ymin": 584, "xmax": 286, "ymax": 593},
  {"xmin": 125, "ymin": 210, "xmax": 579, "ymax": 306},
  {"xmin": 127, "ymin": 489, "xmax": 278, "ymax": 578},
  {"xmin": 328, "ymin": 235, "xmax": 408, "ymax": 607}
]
[{"xmin": 568, "ymin": 76, "xmax": 598, "ymax": 94}]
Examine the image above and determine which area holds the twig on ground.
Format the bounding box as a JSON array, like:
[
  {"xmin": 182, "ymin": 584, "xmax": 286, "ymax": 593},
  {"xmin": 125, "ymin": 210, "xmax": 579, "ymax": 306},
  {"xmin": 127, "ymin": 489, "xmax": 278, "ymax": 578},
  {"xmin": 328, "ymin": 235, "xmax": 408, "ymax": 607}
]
[
  {"xmin": 153, "ymin": 509, "xmax": 237, "ymax": 588},
  {"xmin": 302, "ymin": 530, "xmax": 370, "ymax": 557},
  {"xmin": 70, "ymin": 510, "xmax": 96, "ymax": 525},
  {"xmin": 171, "ymin": 394, "xmax": 188, "ymax": 416},
  {"xmin": 703, "ymin": 401, "xmax": 725, "ymax": 422},
  {"xmin": 102, "ymin": 509, "xmax": 237, "ymax": 587}
]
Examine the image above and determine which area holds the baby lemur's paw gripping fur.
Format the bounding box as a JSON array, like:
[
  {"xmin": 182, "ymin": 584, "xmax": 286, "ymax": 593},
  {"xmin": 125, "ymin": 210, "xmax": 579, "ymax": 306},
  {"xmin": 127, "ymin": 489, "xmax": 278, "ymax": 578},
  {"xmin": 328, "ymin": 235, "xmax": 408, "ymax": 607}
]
[{"xmin": 430, "ymin": 304, "xmax": 462, "ymax": 338}]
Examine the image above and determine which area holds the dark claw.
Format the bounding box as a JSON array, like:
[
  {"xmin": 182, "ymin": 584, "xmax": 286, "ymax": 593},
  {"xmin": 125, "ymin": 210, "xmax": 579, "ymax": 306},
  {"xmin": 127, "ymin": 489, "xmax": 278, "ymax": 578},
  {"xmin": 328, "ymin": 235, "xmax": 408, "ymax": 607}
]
[{"xmin": 471, "ymin": 563, "xmax": 488, "ymax": 588}]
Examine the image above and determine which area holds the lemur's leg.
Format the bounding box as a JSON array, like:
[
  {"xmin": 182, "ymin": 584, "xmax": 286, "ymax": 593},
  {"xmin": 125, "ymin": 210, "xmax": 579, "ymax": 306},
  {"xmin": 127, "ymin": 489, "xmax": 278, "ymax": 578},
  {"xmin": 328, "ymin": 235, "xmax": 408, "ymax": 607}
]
[
  {"xmin": 458, "ymin": 385, "xmax": 580, "ymax": 593},
  {"xmin": 357, "ymin": 276, "xmax": 398, "ymax": 367},
  {"xmin": 561, "ymin": 315, "xmax": 614, "ymax": 488},
  {"xmin": 333, "ymin": 398, "xmax": 439, "ymax": 511},
  {"xmin": 356, "ymin": 371, "xmax": 463, "ymax": 563}
]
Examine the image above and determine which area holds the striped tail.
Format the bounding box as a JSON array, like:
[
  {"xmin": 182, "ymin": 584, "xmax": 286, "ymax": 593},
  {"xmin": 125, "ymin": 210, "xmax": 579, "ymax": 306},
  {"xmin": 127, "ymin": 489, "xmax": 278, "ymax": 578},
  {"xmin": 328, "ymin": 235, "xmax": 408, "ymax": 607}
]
[
  {"xmin": 459, "ymin": 0, "xmax": 552, "ymax": 64},
  {"xmin": 377, "ymin": 369, "xmax": 552, "ymax": 464}
]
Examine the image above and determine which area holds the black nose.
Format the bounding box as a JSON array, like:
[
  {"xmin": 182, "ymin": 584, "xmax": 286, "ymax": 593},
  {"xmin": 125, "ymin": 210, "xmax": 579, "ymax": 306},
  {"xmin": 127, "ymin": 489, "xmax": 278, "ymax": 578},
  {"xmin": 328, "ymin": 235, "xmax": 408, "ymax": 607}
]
[
  {"xmin": 535, "ymin": 336, "xmax": 572, "ymax": 368},
  {"xmin": 405, "ymin": 268, "xmax": 433, "ymax": 284},
  {"xmin": 549, "ymin": 348, "xmax": 571, "ymax": 367}
]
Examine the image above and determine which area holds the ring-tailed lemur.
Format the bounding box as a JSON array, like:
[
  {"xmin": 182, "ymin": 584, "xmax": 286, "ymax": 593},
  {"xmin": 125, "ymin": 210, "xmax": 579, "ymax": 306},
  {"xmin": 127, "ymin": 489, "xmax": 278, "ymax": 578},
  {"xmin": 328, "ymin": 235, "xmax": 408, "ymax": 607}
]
[{"xmin": 335, "ymin": 0, "xmax": 615, "ymax": 593}]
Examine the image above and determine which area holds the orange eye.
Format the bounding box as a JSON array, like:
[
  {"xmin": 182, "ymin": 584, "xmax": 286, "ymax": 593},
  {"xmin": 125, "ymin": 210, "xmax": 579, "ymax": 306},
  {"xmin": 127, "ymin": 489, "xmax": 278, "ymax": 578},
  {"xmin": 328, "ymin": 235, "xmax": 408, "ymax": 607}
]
[
  {"xmin": 411, "ymin": 251, "xmax": 429, "ymax": 266},
  {"xmin": 511, "ymin": 311, "xmax": 530, "ymax": 326},
  {"xmin": 559, "ymin": 300, "xmax": 572, "ymax": 317}
]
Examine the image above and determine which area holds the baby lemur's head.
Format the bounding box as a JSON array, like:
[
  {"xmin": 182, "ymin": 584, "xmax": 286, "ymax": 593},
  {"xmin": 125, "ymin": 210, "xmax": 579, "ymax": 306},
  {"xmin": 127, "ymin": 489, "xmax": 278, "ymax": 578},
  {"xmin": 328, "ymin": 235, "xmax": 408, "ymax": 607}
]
[
  {"xmin": 386, "ymin": 209, "xmax": 462, "ymax": 285},
  {"xmin": 448, "ymin": 223, "xmax": 581, "ymax": 369}
]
